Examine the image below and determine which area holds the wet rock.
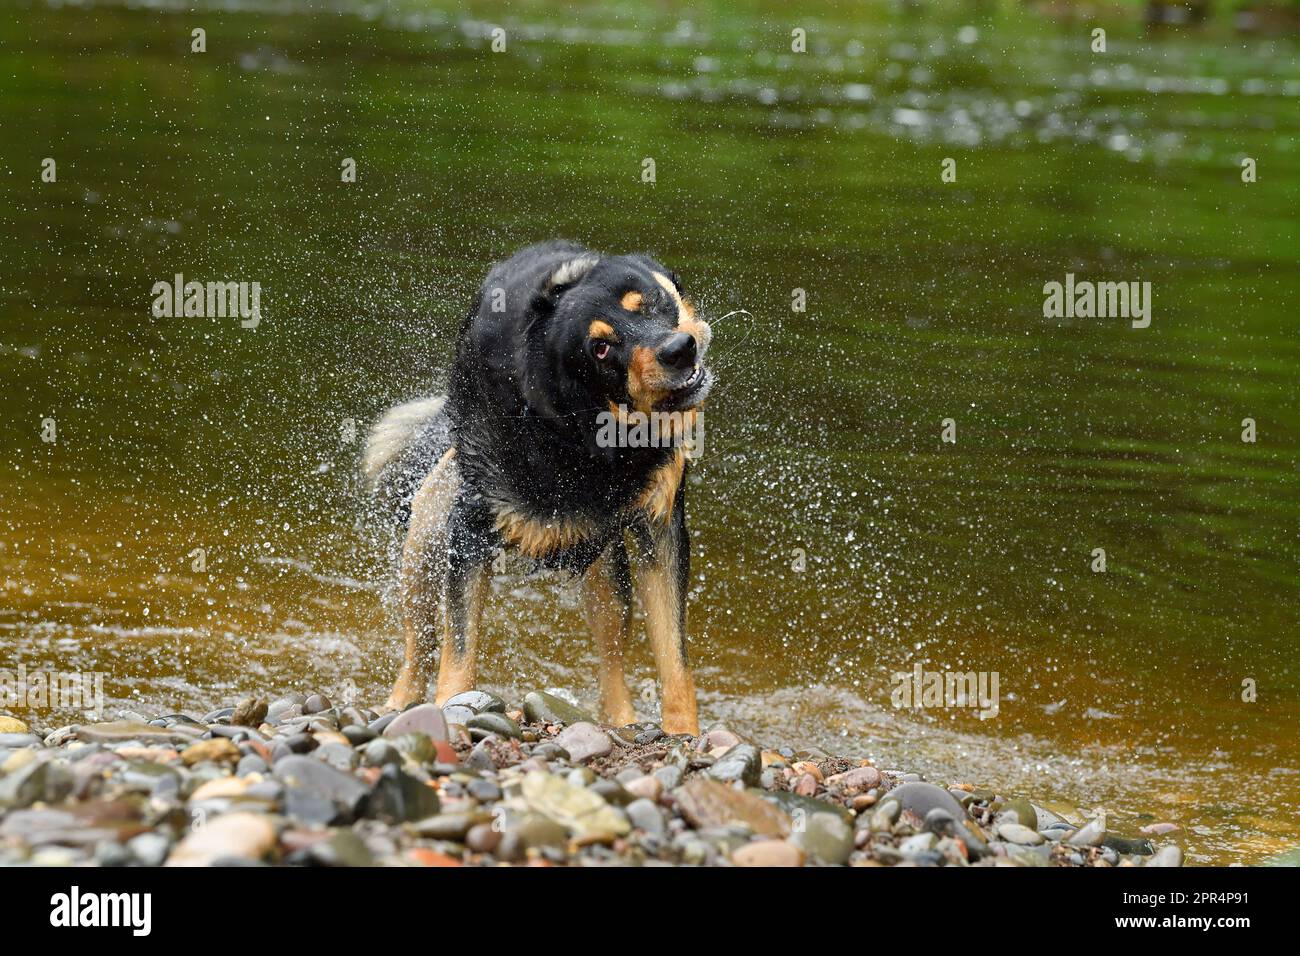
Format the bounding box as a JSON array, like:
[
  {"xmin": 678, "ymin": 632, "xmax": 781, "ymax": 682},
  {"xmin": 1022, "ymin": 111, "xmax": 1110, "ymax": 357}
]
[
  {"xmin": 899, "ymin": 832, "xmax": 938, "ymax": 858},
  {"xmin": 1066, "ymin": 817, "xmax": 1106, "ymax": 848},
  {"xmin": 999, "ymin": 797, "xmax": 1037, "ymax": 831},
  {"xmin": 997, "ymin": 822, "xmax": 1045, "ymax": 845},
  {"xmin": 466, "ymin": 823, "xmax": 502, "ymax": 854},
  {"xmin": 498, "ymin": 813, "xmax": 567, "ymax": 862},
  {"xmin": 366, "ymin": 764, "xmax": 440, "ymax": 823},
  {"xmin": 230, "ymin": 697, "xmax": 268, "ymax": 727},
  {"xmin": 732, "ymin": 839, "xmax": 804, "ymax": 867},
  {"xmin": 315, "ymin": 742, "xmax": 358, "ymax": 772},
  {"xmin": 880, "ymin": 782, "xmax": 968, "ymax": 824},
  {"xmin": 706, "ymin": 743, "xmax": 761, "ymax": 787},
  {"xmin": 1146, "ymin": 845, "xmax": 1183, "ymax": 867},
  {"xmin": 360, "ymin": 738, "xmax": 401, "ymax": 769},
  {"xmin": 764, "ymin": 790, "xmax": 853, "ymax": 825},
  {"xmin": 181, "ymin": 738, "xmax": 242, "ymax": 766},
  {"xmin": 382, "ymin": 703, "xmax": 448, "ymax": 742},
  {"xmin": 441, "ymin": 705, "xmax": 476, "ymax": 728},
  {"xmin": 674, "ymin": 778, "xmax": 791, "ymax": 838},
  {"xmin": 127, "ymin": 831, "xmax": 171, "ymax": 866},
  {"xmin": 274, "ymin": 754, "xmax": 370, "ymax": 825},
  {"xmin": 622, "ymin": 775, "xmax": 663, "ymax": 802},
  {"xmin": 467, "ymin": 713, "xmax": 521, "ymax": 741},
  {"xmin": 341, "ymin": 725, "xmax": 376, "ymax": 746},
  {"xmin": 0, "ymin": 760, "xmax": 73, "ymax": 809},
  {"xmin": 445, "ymin": 690, "xmax": 506, "ymax": 714},
  {"xmin": 625, "ymin": 798, "xmax": 666, "ymax": 836},
  {"xmin": 793, "ymin": 811, "xmax": 854, "ymax": 864},
  {"xmin": 522, "ymin": 691, "xmax": 593, "ymax": 727},
  {"xmin": 73, "ymin": 721, "xmax": 202, "ymax": 746},
  {"xmin": 1103, "ymin": 834, "xmax": 1154, "ymax": 856},
  {"xmin": 412, "ymin": 811, "xmax": 491, "ymax": 841},
  {"xmin": 466, "ymin": 778, "xmax": 502, "ymax": 803},
  {"xmin": 292, "ymin": 828, "xmax": 373, "ymax": 867},
  {"xmin": 166, "ymin": 812, "xmax": 276, "ymax": 866},
  {"xmin": 0, "ymin": 716, "xmax": 30, "ymax": 735},
  {"xmin": 555, "ymin": 722, "xmax": 613, "ymax": 763},
  {"xmin": 518, "ymin": 771, "xmax": 629, "ymax": 842},
  {"xmin": 825, "ymin": 765, "xmax": 882, "ymax": 792}
]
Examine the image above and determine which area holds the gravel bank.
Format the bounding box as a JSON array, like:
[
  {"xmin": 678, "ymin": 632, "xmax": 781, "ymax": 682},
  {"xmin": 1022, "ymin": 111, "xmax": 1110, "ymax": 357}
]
[{"xmin": 0, "ymin": 693, "xmax": 1184, "ymax": 867}]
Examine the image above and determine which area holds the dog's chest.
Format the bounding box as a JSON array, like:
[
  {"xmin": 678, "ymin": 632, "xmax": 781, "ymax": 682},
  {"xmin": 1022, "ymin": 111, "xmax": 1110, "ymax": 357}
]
[{"xmin": 484, "ymin": 448, "xmax": 685, "ymax": 561}]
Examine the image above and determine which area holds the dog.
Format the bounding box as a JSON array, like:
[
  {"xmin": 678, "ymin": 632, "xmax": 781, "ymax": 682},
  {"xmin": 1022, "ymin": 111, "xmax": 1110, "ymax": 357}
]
[{"xmin": 361, "ymin": 241, "xmax": 713, "ymax": 735}]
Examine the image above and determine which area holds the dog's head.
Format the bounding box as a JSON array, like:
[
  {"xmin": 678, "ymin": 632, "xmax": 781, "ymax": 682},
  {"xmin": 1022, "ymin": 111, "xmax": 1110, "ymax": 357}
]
[{"xmin": 534, "ymin": 252, "xmax": 713, "ymax": 418}]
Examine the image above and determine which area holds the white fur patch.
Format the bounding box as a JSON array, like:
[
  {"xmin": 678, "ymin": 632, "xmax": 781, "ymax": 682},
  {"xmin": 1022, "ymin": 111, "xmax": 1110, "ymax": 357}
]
[
  {"xmin": 361, "ymin": 395, "xmax": 446, "ymax": 490},
  {"xmin": 548, "ymin": 255, "xmax": 600, "ymax": 290}
]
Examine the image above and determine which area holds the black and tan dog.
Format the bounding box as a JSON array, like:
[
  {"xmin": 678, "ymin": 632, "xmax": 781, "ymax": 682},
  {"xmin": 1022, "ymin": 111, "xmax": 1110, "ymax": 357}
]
[{"xmin": 362, "ymin": 241, "xmax": 712, "ymax": 734}]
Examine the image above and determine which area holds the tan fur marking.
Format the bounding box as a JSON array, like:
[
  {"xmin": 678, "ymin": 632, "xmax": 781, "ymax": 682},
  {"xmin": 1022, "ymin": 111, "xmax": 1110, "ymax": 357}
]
[
  {"xmin": 493, "ymin": 505, "xmax": 594, "ymax": 558},
  {"xmin": 581, "ymin": 551, "xmax": 636, "ymax": 726},
  {"xmin": 627, "ymin": 345, "xmax": 671, "ymax": 413},
  {"xmin": 620, "ymin": 290, "xmax": 643, "ymax": 311},
  {"xmin": 637, "ymin": 540, "xmax": 698, "ymax": 735},
  {"xmin": 588, "ymin": 319, "xmax": 616, "ymax": 339},
  {"xmin": 637, "ymin": 449, "xmax": 686, "ymax": 524}
]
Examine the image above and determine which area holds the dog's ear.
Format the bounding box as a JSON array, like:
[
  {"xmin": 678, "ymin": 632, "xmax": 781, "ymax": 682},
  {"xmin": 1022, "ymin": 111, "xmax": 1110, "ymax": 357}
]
[{"xmin": 533, "ymin": 254, "xmax": 600, "ymax": 313}]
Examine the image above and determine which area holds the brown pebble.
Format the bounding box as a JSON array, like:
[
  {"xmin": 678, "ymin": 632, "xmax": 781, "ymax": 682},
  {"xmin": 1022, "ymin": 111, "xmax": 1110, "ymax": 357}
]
[
  {"xmin": 466, "ymin": 823, "xmax": 502, "ymax": 854},
  {"xmin": 732, "ymin": 839, "xmax": 804, "ymax": 867}
]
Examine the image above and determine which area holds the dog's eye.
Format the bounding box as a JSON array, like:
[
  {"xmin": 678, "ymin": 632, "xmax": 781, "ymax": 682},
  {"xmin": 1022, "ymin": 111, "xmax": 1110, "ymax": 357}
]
[{"xmin": 593, "ymin": 341, "xmax": 611, "ymax": 361}]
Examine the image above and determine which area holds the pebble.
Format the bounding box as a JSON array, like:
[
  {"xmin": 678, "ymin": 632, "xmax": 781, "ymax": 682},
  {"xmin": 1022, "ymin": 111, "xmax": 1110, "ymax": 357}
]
[
  {"xmin": 1146, "ymin": 845, "xmax": 1183, "ymax": 867},
  {"xmin": 165, "ymin": 812, "xmax": 276, "ymax": 866},
  {"xmin": 706, "ymin": 743, "xmax": 761, "ymax": 787},
  {"xmin": 626, "ymin": 798, "xmax": 667, "ymax": 836},
  {"xmin": 0, "ymin": 717, "xmax": 30, "ymax": 734},
  {"xmin": 230, "ymin": 697, "xmax": 268, "ymax": 727},
  {"xmin": 181, "ymin": 738, "xmax": 242, "ymax": 766},
  {"xmin": 467, "ymin": 712, "xmax": 521, "ymax": 740},
  {"xmin": 880, "ymin": 781, "xmax": 968, "ymax": 823},
  {"xmin": 825, "ymin": 765, "xmax": 882, "ymax": 792},
  {"xmin": 732, "ymin": 839, "xmax": 804, "ymax": 867},
  {"xmin": 997, "ymin": 822, "xmax": 1045, "ymax": 845},
  {"xmin": 382, "ymin": 703, "xmax": 448, "ymax": 742},
  {"xmin": 274, "ymin": 754, "xmax": 370, "ymax": 824},
  {"xmin": 554, "ymin": 722, "xmax": 613, "ymax": 763},
  {"xmin": 674, "ymin": 778, "xmax": 791, "ymax": 838},
  {"xmin": 445, "ymin": 690, "xmax": 506, "ymax": 714},
  {"xmin": 522, "ymin": 691, "xmax": 593, "ymax": 726},
  {"xmin": 1065, "ymin": 817, "xmax": 1106, "ymax": 848},
  {"xmin": 794, "ymin": 811, "xmax": 854, "ymax": 864}
]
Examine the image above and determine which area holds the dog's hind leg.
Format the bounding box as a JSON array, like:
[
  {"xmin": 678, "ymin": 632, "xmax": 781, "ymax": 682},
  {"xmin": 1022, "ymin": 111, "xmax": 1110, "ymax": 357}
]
[
  {"xmin": 386, "ymin": 449, "xmax": 459, "ymax": 712},
  {"xmin": 582, "ymin": 540, "xmax": 637, "ymax": 727},
  {"xmin": 433, "ymin": 497, "xmax": 494, "ymax": 704},
  {"xmin": 634, "ymin": 503, "xmax": 699, "ymax": 736}
]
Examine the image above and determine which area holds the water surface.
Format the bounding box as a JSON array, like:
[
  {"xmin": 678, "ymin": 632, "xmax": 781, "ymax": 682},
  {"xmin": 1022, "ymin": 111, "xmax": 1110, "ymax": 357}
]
[{"xmin": 1, "ymin": 0, "xmax": 1297, "ymax": 863}]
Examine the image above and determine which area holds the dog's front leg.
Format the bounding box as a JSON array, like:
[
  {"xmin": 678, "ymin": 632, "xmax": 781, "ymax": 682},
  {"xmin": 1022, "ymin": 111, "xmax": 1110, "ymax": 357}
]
[
  {"xmin": 634, "ymin": 505, "xmax": 700, "ymax": 736},
  {"xmin": 433, "ymin": 499, "xmax": 492, "ymax": 704},
  {"xmin": 581, "ymin": 541, "xmax": 638, "ymax": 727}
]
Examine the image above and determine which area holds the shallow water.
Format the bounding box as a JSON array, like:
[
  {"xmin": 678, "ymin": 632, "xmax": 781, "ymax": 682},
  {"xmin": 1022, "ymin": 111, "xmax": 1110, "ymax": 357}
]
[{"xmin": 1, "ymin": 0, "xmax": 1297, "ymax": 863}]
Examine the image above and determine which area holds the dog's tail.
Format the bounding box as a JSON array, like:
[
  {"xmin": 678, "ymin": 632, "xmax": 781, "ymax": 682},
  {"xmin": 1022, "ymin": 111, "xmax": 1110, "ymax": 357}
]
[{"xmin": 361, "ymin": 395, "xmax": 451, "ymax": 522}]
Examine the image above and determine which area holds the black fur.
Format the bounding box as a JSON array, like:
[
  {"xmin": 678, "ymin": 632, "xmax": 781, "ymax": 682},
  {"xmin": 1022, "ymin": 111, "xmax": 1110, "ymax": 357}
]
[{"xmin": 394, "ymin": 240, "xmax": 709, "ymax": 573}]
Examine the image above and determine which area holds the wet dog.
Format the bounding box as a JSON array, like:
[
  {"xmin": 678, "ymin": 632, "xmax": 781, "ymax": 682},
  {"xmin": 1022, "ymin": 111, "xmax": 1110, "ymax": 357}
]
[{"xmin": 362, "ymin": 241, "xmax": 713, "ymax": 734}]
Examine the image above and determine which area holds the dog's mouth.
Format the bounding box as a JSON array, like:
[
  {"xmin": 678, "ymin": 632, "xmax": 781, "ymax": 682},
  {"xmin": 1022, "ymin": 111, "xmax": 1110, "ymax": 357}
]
[{"xmin": 657, "ymin": 365, "xmax": 712, "ymax": 411}]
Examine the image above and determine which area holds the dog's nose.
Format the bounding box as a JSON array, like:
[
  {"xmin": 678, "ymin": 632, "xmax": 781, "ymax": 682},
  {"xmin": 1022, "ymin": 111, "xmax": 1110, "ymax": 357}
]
[{"xmin": 657, "ymin": 332, "xmax": 697, "ymax": 370}]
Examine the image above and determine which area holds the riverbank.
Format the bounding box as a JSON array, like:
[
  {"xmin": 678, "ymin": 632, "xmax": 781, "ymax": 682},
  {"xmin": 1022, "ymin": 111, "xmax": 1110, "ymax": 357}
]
[{"xmin": 0, "ymin": 691, "xmax": 1185, "ymax": 867}]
